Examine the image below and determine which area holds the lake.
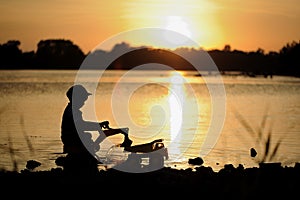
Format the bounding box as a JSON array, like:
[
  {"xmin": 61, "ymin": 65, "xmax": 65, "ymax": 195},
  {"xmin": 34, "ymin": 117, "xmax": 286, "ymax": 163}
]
[{"xmin": 0, "ymin": 69, "xmax": 299, "ymax": 172}]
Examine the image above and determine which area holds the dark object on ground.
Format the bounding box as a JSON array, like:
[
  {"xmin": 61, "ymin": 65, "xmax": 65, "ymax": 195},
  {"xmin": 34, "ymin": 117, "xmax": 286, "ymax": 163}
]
[
  {"xmin": 56, "ymin": 138, "xmax": 168, "ymax": 174},
  {"xmin": 55, "ymin": 153, "xmax": 99, "ymax": 176},
  {"xmin": 250, "ymin": 147, "xmax": 257, "ymax": 157},
  {"xmin": 188, "ymin": 157, "xmax": 204, "ymax": 165},
  {"xmin": 26, "ymin": 160, "xmax": 41, "ymax": 170},
  {"xmin": 55, "ymin": 156, "xmax": 67, "ymax": 167},
  {"xmin": 114, "ymin": 139, "xmax": 169, "ymax": 172}
]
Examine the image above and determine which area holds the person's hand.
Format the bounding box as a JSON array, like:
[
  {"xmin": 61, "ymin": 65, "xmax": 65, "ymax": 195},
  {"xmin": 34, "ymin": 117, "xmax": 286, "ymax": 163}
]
[
  {"xmin": 100, "ymin": 121, "xmax": 110, "ymax": 129},
  {"xmin": 151, "ymin": 139, "xmax": 163, "ymax": 144},
  {"xmin": 120, "ymin": 127, "xmax": 129, "ymax": 134}
]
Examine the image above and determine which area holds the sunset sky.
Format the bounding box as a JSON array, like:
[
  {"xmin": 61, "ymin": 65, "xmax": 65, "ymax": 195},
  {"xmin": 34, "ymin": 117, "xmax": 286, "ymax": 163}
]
[{"xmin": 0, "ymin": 0, "xmax": 299, "ymax": 54}]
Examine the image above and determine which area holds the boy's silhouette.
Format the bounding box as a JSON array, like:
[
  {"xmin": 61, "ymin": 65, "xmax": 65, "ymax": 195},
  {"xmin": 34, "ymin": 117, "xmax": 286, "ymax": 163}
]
[{"xmin": 59, "ymin": 84, "xmax": 132, "ymax": 175}]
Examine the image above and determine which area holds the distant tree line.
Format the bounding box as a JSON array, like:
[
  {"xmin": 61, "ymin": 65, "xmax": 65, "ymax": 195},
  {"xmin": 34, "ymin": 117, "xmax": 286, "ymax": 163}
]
[
  {"xmin": 0, "ymin": 39, "xmax": 85, "ymax": 69},
  {"xmin": 0, "ymin": 39, "xmax": 299, "ymax": 77},
  {"xmin": 208, "ymin": 42, "xmax": 300, "ymax": 77}
]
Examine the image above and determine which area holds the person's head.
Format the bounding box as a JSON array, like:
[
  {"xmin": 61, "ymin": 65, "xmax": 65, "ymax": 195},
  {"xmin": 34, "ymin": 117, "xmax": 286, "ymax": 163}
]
[{"xmin": 66, "ymin": 84, "xmax": 92, "ymax": 107}]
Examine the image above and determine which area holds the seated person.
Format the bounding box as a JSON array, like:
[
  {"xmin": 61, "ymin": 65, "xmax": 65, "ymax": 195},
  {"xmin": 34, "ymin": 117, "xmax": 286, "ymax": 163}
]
[{"xmin": 60, "ymin": 84, "xmax": 132, "ymax": 174}]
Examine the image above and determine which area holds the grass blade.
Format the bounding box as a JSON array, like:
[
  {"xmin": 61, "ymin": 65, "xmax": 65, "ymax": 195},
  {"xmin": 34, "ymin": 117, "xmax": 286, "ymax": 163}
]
[
  {"xmin": 269, "ymin": 139, "xmax": 281, "ymax": 161},
  {"xmin": 261, "ymin": 130, "xmax": 271, "ymax": 163},
  {"xmin": 20, "ymin": 115, "xmax": 35, "ymax": 154},
  {"xmin": 7, "ymin": 131, "xmax": 18, "ymax": 172},
  {"xmin": 257, "ymin": 112, "xmax": 268, "ymax": 142},
  {"xmin": 234, "ymin": 110, "xmax": 256, "ymax": 138}
]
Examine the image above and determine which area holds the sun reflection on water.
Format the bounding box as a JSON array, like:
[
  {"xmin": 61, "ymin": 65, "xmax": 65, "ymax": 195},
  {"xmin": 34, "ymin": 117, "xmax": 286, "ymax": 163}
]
[{"xmin": 167, "ymin": 71, "xmax": 187, "ymax": 158}]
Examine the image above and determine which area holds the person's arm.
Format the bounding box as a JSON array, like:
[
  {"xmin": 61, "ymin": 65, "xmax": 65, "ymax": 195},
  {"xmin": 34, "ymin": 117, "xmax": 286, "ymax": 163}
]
[
  {"xmin": 78, "ymin": 120, "xmax": 103, "ymax": 131},
  {"xmin": 73, "ymin": 109, "xmax": 103, "ymax": 132}
]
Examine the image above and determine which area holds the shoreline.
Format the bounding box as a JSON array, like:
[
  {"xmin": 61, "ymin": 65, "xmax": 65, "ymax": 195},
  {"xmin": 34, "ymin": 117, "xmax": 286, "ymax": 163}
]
[{"xmin": 1, "ymin": 162, "xmax": 299, "ymax": 197}]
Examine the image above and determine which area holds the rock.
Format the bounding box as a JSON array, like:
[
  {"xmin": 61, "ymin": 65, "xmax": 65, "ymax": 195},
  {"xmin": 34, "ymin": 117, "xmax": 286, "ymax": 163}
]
[
  {"xmin": 26, "ymin": 160, "xmax": 41, "ymax": 170},
  {"xmin": 188, "ymin": 157, "xmax": 204, "ymax": 165},
  {"xmin": 250, "ymin": 147, "xmax": 257, "ymax": 157},
  {"xmin": 55, "ymin": 156, "xmax": 67, "ymax": 166}
]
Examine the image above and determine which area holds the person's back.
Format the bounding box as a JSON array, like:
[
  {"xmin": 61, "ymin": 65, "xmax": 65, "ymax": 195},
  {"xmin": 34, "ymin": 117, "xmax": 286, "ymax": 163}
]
[
  {"xmin": 61, "ymin": 85, "xmax": 93, "ymax": 154},
  {"xmin": 61, "ymin": 102, "xmax": 86, "ymax": 154}
]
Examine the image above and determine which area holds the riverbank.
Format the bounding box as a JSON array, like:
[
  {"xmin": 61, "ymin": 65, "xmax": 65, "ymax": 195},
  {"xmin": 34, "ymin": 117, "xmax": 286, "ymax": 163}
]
[{"xmin": 1, "ymin": 162, "xmax": 299, "ymax": 198}]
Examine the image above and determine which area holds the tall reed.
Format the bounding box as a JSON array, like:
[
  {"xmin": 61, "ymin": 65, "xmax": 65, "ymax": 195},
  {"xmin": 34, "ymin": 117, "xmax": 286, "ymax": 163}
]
[
  {"xmin": 234, "ymin": 107, "xmax": 282, "ymax": 164},
  {"xmin": 0, "ymin": 107, "xmax": 36, "ymax": 171}
]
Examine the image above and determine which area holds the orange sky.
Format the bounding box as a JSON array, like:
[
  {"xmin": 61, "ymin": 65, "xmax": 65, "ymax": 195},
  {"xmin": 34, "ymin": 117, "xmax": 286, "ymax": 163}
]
[{"xmin": 0, "ymin": 0, "xmax": 299, "ymax": 54}]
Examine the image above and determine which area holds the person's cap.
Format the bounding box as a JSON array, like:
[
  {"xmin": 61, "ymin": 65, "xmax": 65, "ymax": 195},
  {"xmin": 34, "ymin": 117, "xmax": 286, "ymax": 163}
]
[{"xmin": 66, "ymin": 84, "xmax": 92, "ymax": 100}]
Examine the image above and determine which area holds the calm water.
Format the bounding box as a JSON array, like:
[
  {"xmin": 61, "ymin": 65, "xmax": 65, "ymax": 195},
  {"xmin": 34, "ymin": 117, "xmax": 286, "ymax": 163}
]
[{"xmin": 0, "ymin": 69, "xmax": 299, "ymax": 172}]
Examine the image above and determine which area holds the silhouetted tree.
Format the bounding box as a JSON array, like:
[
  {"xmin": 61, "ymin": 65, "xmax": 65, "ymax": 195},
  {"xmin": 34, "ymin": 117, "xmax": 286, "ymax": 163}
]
[
  {"xmin": 246, "ymin": 48, "xmax": 267, "ymax": 75},
  {"xmin": 0, "ymin": 39, "xmax": 299, "ymax": 77},
  {"xmin": 278, "ymin": 41, "xmax": 300, "ymax": 77},
  {"xmin": 22, "ymin": 51, "xmax": 35, "ymax": 68},
  {"xmin": 107, "ymin": 48, "xmax": 193, "ymax": 70},
  {"xmin": 35, "ymin": 39, "xmax": 85, "ymax": 68},
  {"xmin": 0, "ymin": 40, "xmax": 22, "ymax": 68},
  {"xmin": 223, "ymin": 44, "xmax": 231, "ymax": 52}
]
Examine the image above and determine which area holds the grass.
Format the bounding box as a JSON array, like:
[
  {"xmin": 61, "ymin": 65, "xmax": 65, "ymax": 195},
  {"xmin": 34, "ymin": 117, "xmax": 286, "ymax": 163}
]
[
  {"xmin": 234, "ymin": 106, "xmax": 282, "ymax": 164},
  {"xmin": 0, "ymin": 107, "xmax": 37, "ymax": 172}
]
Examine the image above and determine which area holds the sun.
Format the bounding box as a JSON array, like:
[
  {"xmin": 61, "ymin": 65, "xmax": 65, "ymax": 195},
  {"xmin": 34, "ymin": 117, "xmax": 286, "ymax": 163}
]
[
  {"xmin": 158, "ymin": 15, "xmax": 194, "ymax": 48},
  {"xmin": 165, "ymin": 16, "xmax": 192, "ymax": 38},
  {"xmin": 121, "ymin": 0, "xmax": 223, "ymax": 50}
]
